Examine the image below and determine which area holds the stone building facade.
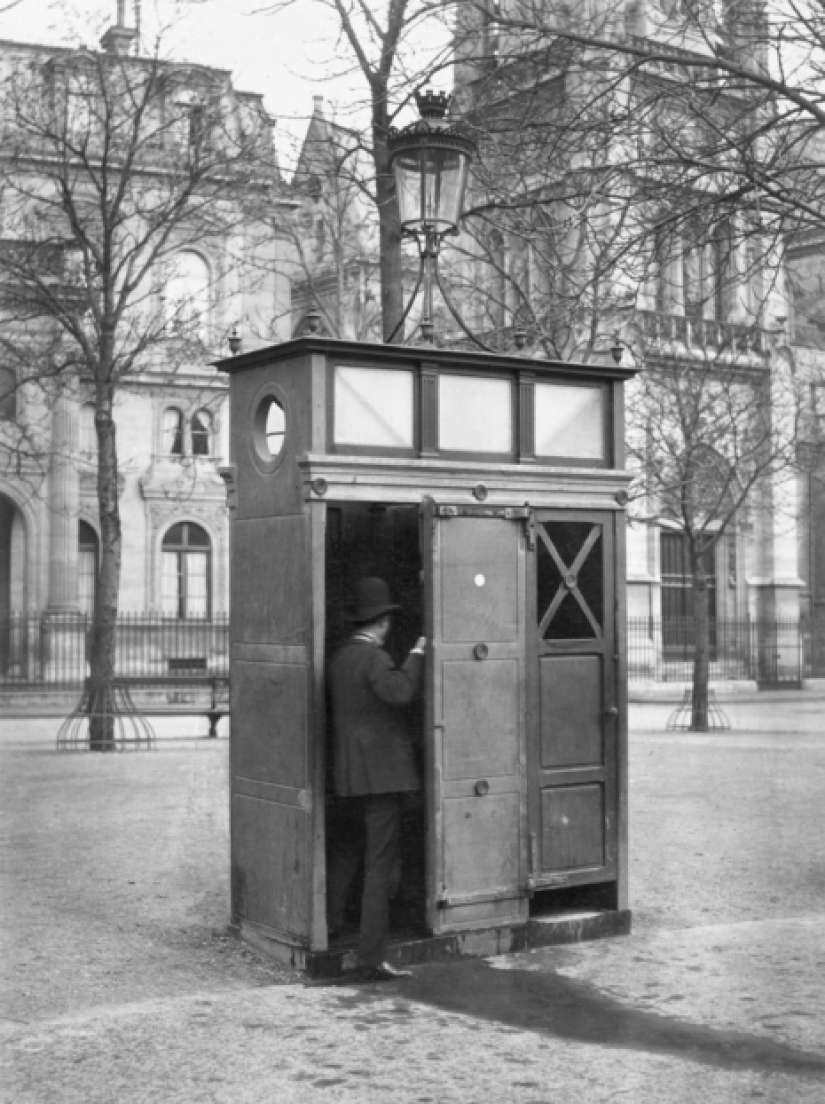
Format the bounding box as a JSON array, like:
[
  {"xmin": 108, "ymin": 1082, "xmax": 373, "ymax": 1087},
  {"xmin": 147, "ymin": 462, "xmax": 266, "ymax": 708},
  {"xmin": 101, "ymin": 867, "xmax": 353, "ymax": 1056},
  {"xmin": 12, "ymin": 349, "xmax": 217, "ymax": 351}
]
[
  {"xmin": 0, "ymin": 20, "xmax": 292, "ymax": 643},
  {"xmin": 293, "ymin": 0, "xmax": 825, "ymax": 684}
]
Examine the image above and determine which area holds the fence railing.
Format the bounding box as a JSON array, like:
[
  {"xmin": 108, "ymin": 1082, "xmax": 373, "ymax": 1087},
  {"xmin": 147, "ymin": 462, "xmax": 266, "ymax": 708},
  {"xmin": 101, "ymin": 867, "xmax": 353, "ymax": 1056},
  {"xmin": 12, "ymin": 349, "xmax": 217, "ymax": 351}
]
[
  {"xmin": 628, "ymin": 617, "xmax": 808, "ymax": 686},
  {"xmin": 636, "ymin": 309, "xmax": 770, "ymax": 360},
  {"xmin": 0, "ymin": 612, "xmax": 816, "ymax": 690},
  {"xmin": 0, "ymin": 612, "xmax": 229, "ymax": 688}
]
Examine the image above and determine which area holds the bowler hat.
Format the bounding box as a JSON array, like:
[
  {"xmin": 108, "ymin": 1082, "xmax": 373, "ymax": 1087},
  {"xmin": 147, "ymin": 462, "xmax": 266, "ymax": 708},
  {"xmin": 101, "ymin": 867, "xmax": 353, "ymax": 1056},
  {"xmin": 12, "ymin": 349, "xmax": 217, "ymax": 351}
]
[{"xmin": 349, "ymin": 577, "xmax": 400, "ymax": 623}]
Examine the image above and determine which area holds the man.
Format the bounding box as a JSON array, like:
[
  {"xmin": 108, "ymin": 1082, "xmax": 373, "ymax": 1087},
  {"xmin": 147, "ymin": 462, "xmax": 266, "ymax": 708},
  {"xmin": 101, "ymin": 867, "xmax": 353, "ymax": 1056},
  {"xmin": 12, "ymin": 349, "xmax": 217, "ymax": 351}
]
[{"xmin": 328, "ymin": 576, "xmax": 426, "ymax": 981}]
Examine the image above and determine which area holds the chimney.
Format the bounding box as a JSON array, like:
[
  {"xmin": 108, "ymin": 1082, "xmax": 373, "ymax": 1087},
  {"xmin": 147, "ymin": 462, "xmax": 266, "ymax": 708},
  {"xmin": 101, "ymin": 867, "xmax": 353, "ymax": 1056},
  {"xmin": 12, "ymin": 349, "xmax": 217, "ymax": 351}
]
[{"xmin": 100, "ymin": 1, "xmax": 137, "ymax": 55}]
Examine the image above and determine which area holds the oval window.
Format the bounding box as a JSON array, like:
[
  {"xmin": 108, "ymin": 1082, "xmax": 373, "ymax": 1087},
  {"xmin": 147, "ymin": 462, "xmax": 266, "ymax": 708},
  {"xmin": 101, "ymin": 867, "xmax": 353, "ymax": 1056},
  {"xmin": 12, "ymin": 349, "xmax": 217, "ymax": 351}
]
[
  {"xmin": 264, "ymin": 399, "xmax": 285, "ymax": 457},
  {"xmin": 252, "ymin": 391, "xmax": 288, "ymax": 469}
]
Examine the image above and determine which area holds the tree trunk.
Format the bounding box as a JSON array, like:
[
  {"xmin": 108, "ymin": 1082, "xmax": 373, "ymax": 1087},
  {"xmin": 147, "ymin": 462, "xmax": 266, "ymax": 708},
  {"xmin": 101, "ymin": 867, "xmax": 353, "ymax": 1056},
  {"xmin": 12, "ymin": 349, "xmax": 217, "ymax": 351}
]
[
  {"xmin": 372, "ymin": 97, "xmax": 405, "ymax": 341},
  {"xmin": 87, "ymin": 401, "xmax": 122, "ymax": 751},
  {"xmin": 690, "ymin": 552, "xmax": 711, "ymax": 732}
]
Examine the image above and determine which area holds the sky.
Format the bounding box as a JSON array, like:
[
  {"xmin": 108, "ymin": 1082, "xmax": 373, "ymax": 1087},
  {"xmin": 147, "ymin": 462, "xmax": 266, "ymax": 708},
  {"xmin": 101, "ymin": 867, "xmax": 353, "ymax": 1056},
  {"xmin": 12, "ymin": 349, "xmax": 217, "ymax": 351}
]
[{"xmin": 0, "ymin": 0, "xmax": 361, "ymax": 169}]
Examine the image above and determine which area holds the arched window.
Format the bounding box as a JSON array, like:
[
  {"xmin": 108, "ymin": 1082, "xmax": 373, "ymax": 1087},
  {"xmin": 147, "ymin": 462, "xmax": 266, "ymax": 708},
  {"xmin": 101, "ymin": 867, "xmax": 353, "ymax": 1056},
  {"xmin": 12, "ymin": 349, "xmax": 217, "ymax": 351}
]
[
  {"xmin": 0, "ymin": 366, "xmax": 16, "ymax": 421},
  {"xmin": 163, "ymin": 407, "xmax": 183, "ymax": 456},
  {"xmin": 191, "ymin": 410, "xmax": 212, "ymax": 456},
  {"xmin": 161, "ymin": 522, "xmax": 211, "ymax": 618},
  {"xmin": 166, "ymin": 251, "xmax": 210, "ymax": 336},
  {"xmin": 79, "ymin": 403, "xmax": 97, "ymax": 455},
  {"xmin": 78, "ymin": 521, "xmax": 99, "ymax": 615}
]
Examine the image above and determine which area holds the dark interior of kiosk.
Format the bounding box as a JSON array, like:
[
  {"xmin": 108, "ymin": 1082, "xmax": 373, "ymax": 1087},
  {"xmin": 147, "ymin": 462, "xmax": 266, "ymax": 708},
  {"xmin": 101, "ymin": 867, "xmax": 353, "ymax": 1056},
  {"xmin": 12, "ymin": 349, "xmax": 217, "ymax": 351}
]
[
  {"xmin": 325, "ymin": 503, "xmax": 618, "ymax": 947},
  {"xmin": 325, "ymin": 503, "xmax": 427, "ymax": 944}
]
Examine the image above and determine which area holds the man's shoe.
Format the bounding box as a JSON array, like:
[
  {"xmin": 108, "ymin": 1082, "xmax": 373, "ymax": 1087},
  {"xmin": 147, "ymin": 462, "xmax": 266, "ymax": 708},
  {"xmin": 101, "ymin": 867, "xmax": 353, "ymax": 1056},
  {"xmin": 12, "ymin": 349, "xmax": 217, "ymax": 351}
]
[{"xmin": 357, "ymin": 961, "xmax": 412, "ymax": 982}]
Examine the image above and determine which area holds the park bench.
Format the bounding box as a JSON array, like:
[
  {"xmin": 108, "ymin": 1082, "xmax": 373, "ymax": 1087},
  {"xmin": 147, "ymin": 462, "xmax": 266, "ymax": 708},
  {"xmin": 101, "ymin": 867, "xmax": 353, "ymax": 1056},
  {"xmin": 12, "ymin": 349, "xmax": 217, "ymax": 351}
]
[{"xmin": 56, "ymin": 674, "xmax": 230, "ymax": 750}]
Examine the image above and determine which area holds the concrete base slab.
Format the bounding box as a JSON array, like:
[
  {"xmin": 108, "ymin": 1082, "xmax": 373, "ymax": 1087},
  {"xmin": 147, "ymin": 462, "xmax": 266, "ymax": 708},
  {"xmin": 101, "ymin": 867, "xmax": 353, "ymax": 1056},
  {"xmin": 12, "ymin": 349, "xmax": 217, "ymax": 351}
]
[{"xmin": 238, "ymin": 908, "xmax": 632, "ymax": 980}]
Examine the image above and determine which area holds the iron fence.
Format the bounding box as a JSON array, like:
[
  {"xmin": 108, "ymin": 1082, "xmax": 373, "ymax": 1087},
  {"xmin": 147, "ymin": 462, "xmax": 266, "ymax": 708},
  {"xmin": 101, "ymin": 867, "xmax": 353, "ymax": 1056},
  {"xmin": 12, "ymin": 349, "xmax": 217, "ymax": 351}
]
[
  {"xmin": 0, "ymin": 612, "xmax": 815, "ymax": 690},
  {"xmin": 628, "ymin": 617, "xmax": 808, "ymax": 686},
  {"xmin": 0, "ymin": 612, "xmax": 229, "ymax": 688}
]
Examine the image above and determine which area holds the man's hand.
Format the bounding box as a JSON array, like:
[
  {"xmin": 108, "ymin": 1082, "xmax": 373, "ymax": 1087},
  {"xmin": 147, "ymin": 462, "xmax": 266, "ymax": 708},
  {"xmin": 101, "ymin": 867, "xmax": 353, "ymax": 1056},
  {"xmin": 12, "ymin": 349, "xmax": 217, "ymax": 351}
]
[{"xmin": 411, "ymin": 637, "xmax": 427, "ymax": 655}]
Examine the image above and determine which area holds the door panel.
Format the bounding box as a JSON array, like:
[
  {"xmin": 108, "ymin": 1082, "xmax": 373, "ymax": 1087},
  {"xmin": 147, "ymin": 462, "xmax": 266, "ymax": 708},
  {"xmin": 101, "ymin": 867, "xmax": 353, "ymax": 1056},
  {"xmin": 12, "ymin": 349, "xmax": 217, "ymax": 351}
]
[
  {"xmin": 539, "ymin": 656, "xmax": 603, "ymax": 769},
  {"xmin": 540, "ymin": 784, "xmax": 605, "ymax": 871},
  {"xmin": 443, "ymin": 658, "xmax": 519, "ymax": 779},
  {"xmin": 422, "ymin": 503, "xmax": 528, "ymax": 932},
  {"xmin": 442, "ymin": 519, "xmax": 519, "ymax": 642},
  {"xmin": 529, "ymin": 510, "xmax": 616, "ymax": 888},
  {"xmin": 443, "ymin": 791, "xmax": 521, "ymax": 900}
]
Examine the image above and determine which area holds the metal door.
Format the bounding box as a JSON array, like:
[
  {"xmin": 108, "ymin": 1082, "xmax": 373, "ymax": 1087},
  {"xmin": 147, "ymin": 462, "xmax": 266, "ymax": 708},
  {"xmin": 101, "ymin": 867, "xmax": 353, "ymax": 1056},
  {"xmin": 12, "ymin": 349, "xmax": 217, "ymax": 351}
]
[
  {"xmin": 421, "ymin": 501, "xmax": 528, "ymax": 933},
  {"xmin": 528, "ymin": 510, "xmax": 617, "ymax": 890}
]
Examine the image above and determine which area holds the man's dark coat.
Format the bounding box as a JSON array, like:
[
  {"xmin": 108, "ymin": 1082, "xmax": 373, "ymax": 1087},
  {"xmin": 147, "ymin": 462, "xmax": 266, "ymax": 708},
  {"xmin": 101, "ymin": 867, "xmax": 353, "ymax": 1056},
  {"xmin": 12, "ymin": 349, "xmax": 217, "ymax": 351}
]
[{"xmin": 329, "ymin": 638, "xmax": 422, "ymax": 796}]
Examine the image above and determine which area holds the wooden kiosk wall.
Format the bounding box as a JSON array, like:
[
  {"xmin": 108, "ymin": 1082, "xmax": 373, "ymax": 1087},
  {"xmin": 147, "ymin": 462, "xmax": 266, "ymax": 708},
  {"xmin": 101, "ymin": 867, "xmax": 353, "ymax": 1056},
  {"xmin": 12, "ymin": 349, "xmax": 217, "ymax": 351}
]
[{"xmin": 219, "ymin": 337, "xmax": 635, "ymax": 968}]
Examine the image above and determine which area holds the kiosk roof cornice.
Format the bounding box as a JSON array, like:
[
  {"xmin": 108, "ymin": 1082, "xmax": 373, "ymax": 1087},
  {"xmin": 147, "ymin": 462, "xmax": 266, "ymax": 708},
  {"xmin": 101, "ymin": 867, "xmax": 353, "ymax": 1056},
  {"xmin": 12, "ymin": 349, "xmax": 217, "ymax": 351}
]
[{"xmin": 214, "ymin": 335, "xmax": 638, "ymax": 382}]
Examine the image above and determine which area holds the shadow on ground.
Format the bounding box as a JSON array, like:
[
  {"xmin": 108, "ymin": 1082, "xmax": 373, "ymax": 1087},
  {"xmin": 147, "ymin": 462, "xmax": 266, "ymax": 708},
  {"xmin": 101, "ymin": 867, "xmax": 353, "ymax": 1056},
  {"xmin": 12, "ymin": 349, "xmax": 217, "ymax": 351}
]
[{"xmin": 327, "ymin": 960, "xmax": 825, "ymax": 1082}]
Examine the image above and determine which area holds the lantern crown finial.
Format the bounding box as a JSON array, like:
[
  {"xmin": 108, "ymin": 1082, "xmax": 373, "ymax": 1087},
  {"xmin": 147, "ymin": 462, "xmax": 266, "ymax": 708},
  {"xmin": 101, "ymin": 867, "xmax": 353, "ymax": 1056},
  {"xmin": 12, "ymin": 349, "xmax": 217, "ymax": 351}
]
[{"xmin": 415, "ymin": 87, "xmax": 451, "ymax": 121}]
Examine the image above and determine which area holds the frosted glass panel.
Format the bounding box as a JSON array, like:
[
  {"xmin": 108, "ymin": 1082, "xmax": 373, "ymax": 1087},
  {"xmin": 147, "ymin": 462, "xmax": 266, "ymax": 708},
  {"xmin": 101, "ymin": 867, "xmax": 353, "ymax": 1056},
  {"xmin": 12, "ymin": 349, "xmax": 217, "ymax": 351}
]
[
  {"xmin": 334, "ymin": 367, "xmax": 414, "ymax": 448},
  {"xmin": 439, "ymin": 375, "xmax": 512, "ymax": 453},
  {"xmin": 535, "ymin": 383, "xmax": 604, "ymax": 459}
]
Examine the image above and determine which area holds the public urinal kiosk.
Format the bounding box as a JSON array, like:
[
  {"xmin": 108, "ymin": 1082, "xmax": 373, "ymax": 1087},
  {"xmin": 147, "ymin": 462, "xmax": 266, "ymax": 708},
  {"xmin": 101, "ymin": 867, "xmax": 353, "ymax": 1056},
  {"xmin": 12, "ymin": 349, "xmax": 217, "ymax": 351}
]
[{"xmin": 219, "ymin": 337, "xmax": 635, "ymax": 974}]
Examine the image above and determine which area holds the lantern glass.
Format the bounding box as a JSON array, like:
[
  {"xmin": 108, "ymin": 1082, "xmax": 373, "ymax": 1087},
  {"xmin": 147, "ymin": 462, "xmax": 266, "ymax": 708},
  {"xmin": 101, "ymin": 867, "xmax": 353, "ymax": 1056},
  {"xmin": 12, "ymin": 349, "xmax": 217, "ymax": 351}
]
[{"xmin": 394, "ymin": 144, "xmax": 470, "ymax": 234}]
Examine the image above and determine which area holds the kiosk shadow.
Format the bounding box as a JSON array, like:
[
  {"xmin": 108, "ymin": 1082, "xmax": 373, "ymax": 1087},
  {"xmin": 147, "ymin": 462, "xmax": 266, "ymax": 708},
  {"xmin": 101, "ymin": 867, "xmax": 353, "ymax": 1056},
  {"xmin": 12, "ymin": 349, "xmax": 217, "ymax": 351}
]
[{"xmin": 341, "ymin": 959, "xmax": 825, "ymax": 1081}]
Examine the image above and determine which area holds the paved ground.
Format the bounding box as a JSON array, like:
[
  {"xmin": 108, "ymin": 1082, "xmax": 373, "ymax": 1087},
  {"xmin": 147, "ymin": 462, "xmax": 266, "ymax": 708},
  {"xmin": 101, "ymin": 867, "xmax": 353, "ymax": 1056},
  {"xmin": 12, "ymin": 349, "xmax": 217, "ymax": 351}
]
[{"xmin": 1, "ymin": 698, "xmax": 824, "ymax": 1102}]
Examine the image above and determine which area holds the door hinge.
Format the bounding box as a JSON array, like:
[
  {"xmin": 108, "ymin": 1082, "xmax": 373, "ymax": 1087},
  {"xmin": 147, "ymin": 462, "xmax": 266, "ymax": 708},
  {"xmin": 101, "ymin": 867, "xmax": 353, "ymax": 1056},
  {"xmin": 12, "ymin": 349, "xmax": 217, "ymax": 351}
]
[{"xmin": 524, "ymin": 512, "xmax": 536, "ymax": 550}]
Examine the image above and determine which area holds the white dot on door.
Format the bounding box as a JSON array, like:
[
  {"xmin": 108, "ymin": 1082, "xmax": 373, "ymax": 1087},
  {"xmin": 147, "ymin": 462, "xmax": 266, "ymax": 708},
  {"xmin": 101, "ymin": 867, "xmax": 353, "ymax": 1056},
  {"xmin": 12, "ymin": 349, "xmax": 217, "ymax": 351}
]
[{"xmin": 474, "ymin": 574, "xmax": 486, "ymax": 587}]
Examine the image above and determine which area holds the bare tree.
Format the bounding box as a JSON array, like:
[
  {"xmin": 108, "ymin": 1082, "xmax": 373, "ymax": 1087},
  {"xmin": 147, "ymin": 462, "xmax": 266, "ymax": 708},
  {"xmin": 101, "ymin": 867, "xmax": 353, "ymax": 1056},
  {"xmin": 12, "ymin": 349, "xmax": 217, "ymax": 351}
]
[
  {"xmin": 445, "ymin": 2, "xmax": 822, "ymax": 726},
  {"xmin": 264, "ymin": 1, "xmax": 819, "ymax": 723},
  {"xmin": 625, "ymin": 336, "xmax": 803, "ymax": 727},
  {"xmin": 0, "ymin": 35, "xmax": 283, "ymax": 747}
]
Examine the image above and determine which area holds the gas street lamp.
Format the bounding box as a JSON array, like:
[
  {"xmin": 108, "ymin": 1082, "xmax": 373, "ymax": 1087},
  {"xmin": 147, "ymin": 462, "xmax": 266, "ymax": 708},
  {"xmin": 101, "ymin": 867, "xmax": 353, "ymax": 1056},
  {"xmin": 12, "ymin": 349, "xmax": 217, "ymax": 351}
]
[{"xmin": 387, "ymin": 87, "xmax": 486, "ymax": 347}]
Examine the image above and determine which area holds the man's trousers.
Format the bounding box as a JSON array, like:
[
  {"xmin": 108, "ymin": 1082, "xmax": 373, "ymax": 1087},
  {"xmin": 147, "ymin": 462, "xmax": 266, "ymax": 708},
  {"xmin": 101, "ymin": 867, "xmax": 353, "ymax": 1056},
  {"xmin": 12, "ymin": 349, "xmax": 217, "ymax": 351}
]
[{"xmin": 327, "ymin": 792, "xmax": 403, "ymax": 967}]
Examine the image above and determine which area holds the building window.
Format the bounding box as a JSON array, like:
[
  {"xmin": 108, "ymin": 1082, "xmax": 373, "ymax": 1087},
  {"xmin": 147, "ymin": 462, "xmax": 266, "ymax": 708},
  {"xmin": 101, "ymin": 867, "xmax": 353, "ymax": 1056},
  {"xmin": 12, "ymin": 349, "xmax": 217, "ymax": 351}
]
[
  {"xmin": 0, "ymin": 367, "xmax": 16, "ymax": 421},
  {"xmin": 161, "ymin": 522, "xmax": 211, "ymax": 618},
  {"xmin": 163, "ymin": 407, "xmax": 184, "ymax": 456},
  {"xmin": 661, "ymin": 530, "xmax": 717, "ymax": 657},
  {"xmin": 712, "ymin": 219, "xmax": 734, "ymax": 322},
  {"xmin": 67, "ymin": 90, "xmax": 98, "ymax": 143},
  {"xmin": 78, "ymin": 521, "xmax": 99, "ymax": 616},
  {"xmin": 191, "ymin": 410, "xmax": 212, "ymax": 456},
  {"xmin": 166, "ymin": 251, "xmax": 211, "ymax": 338},
  {"xmin": 683, "ymin": 239, "xmax": 706, "ymax": 321}
]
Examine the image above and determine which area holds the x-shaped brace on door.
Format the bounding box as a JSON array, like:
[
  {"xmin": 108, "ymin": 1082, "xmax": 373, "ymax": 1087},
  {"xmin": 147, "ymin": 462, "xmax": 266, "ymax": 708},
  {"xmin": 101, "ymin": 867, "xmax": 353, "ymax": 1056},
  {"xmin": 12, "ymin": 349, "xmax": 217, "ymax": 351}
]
[{"xmin": 537, "ymin": 524, "xmax": 603, "ymax": 638}]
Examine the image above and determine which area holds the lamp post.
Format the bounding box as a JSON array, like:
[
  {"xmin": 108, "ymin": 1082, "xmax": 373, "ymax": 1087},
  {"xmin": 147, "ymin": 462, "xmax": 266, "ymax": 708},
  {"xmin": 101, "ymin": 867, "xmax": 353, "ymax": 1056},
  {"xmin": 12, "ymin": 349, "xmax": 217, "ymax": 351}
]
[{"xmin": 387, "ymin": 88, "xmax": 483, "ymax": 347}]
